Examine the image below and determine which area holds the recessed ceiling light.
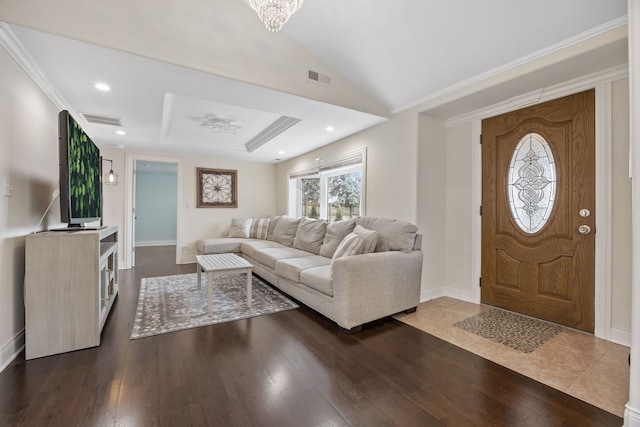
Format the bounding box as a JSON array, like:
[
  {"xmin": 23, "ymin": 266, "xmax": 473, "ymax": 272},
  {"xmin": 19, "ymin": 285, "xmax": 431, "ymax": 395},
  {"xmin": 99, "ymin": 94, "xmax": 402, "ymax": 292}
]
[
  {"xmin": 116, "ymin": 130, "xmax": 126, "ymax": 136},
  {"xmin": 94, "ymin": 82, "xmax": 110, "ymax": 92},
  {"xmin": 326, "ymin": 126, "xmax": 335, "ymax": 132},
  {"xmin": 278, "ymin": 150, "xmax": 285, "ymax": 155}
]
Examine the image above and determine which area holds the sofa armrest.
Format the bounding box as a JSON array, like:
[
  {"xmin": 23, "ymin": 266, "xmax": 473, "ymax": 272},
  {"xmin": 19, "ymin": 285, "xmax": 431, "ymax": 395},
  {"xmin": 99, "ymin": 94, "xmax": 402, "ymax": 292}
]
[{"xmin": 331, "ymin": 250, "xmax": 423, "ymax": 330}]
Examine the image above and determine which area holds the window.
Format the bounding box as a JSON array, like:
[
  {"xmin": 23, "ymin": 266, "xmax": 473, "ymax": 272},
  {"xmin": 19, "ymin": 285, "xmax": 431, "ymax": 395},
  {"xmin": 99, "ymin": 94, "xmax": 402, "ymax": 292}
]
[{"xmin": 288, "ymin": 149, "xmax": 366, "ymax": 221}]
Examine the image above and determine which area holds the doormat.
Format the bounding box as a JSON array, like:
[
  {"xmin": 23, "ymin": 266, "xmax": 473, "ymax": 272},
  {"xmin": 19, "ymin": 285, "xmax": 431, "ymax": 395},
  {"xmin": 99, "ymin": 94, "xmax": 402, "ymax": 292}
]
[
  {"xmin": 454, "ymin": 309, "xmax": 563, "ymax": 353},
  {"xmin": 131, "ymin": 273, "xmax": 298, "ymax": 339}
]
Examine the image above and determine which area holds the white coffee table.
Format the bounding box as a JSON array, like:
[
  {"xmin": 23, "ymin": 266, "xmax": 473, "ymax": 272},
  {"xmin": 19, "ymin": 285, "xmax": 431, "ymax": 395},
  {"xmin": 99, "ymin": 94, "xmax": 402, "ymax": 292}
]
[{"xmin": 196, "ymin": 253, "xmax": 253, "ymax": 313}]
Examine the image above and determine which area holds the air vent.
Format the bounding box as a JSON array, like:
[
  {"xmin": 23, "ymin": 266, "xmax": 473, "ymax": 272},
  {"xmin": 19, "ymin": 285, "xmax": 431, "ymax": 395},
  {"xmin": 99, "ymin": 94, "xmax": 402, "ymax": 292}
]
[
  {"xmin": 80, "ymin": 112, "xmax": 124, "ymax": 127},
  {"xmin": 245, "ymin": 116, "xmax": 301, "ymax": 153},
  {"xmin": 307, "ymin": 69, "xmax": 331, "ymax": 87}
]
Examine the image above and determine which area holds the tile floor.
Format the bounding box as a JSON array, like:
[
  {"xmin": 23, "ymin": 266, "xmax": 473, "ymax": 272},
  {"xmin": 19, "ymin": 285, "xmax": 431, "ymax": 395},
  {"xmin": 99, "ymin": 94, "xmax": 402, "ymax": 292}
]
[{"xmin": 394, "ymin": 297, "xmax": 630, "ymax": 417}]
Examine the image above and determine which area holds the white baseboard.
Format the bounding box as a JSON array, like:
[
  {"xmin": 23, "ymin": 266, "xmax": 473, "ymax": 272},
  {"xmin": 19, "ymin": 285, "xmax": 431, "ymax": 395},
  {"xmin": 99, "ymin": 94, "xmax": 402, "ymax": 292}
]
[
  {"xmin": 1, "ymin": 329, "xmax": 25, "ymax": 373},
  {"xmin": 420, "ymin": 285, "xmax": 475, "ymax": 303},
  {"xmin": 610, "ymin": 328, "xmax": 631, "ymax": 347},
  {"xmin": 135, "ymin": 240, "xmax": 177, "ymax": 247},
  {"xmin": 625, "ymin": 405, "xmax": 640, "ymax": 427}
]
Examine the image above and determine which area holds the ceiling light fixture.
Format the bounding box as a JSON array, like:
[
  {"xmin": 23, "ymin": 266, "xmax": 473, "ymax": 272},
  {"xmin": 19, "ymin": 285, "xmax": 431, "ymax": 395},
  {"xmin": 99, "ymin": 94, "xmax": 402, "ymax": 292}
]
[
  {"xmin": 278, "ymin": 150, "xmax": 285, "ymax": 154},
  {"xmin": 200, "ymin": 115, "xmax": 242, "ymax": 134},
  {"xmin": 245, "ymin": 0, "xmax": 304, "ymax": 32},
  {"xmin": 326, "ymin": 126, "xmax": 335, "ymax": 132},
  {"xmin": 94, "ymin": 82, "xmax": 110, "ymax": 92},
  {"xmin": 116, "ymin": 130, "xmax": 126, "ymax": 136}
]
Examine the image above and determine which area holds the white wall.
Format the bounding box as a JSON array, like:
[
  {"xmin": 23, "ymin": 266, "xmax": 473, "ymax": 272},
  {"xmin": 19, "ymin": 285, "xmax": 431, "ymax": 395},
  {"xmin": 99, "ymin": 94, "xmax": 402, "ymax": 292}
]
[
  {"xmin": 416, "ymin": 114, "xmax": 448, "ymax": 294},
  {"xmin": 611, "ymin": 78, "xmax": 632, "ymax": 333},
  {"xmin": 134, "ymin": 170, "xmax": 177, "ymax": 246},
  {"xmin": 276, "ymin": 110, "xmax": 418, "ymax": 222},
  {"xmin": 0, "ymin": 46, "xmax": 64, "ymax": 370}
]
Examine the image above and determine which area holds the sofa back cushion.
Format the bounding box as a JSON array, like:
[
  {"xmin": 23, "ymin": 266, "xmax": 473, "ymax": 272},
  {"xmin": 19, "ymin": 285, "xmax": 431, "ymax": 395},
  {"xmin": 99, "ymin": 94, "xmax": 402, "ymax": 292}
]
[
  {"xmin": 319, "ymin": 219, "xmax": 356, "ymax": 258},
  {"xmin": 227, "ymin": 218, "xmax": 252, "ymax": 238},
  {"xmin": 271, "ymin": 217, "xmax": 301, "ymax": 247},
  {"xmin": 355, "ymin": 217, "xmax": 418, "ymax": 253},
  {"xmin": 292, "ymin": 218, "xmax": 328, "ymax": 255},
  {"xmin": 266, "ymin": 215, "xmax": 282, "ymax": 241},
  {"xmin": 250, "ymin": 217, "xmax": 270, "ymax": 239}
]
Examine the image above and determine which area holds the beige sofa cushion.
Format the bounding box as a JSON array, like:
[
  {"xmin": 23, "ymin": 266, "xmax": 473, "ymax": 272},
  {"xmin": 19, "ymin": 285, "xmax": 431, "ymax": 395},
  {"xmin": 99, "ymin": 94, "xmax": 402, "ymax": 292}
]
[
  {"xmin": 266, "ymin": 215, "xmax": 282, "ymax": 241},
  {"xmin": 292, "ymin": 218, "xmax": 328, "ymax": 255},
  {"xmin": 331, "ymin": 232, "xmax": 364, "ymax": 264},
  {"xmin": 319, "ymin": 219, "xmax": 356, "ymax": 258},
  {"xmin": 252, "ymin": 246, "xmax": 312, "ymax": 270},
  {"xmin": 275, "ymin": 255, "xmax": 331, "ymax": 283},
  {"xmin": 355, "ymin": 217, "xmax": 418, "ymax": 253},
  {"xmin": 240, "ymin": 240, "xmax": 282, "ymax": 259},
  {"xmin": 271, "ymin": 217, "xmax": 301, "ymax": 247},
  {"xmin": 299, "ymin": 265, "xmax": 333, "ymax": 297},
  {"xmin": 196, "ymin": 238, "xmax": 249, "ymax": 254}
]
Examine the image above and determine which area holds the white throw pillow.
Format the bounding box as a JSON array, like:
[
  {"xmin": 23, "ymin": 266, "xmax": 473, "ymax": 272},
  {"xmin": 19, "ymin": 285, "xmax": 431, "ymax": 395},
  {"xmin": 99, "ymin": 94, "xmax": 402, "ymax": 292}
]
[
  {"xmin": 227, "ymin": 218, "xmax": 252, "ymax": 238},
  {"xmin": 331, "ymin": 232, "xmax": 364, "ymax": 264},
  {"xmin": 354, "ymin": 224, "xmax": 378, "ymax": 254}
]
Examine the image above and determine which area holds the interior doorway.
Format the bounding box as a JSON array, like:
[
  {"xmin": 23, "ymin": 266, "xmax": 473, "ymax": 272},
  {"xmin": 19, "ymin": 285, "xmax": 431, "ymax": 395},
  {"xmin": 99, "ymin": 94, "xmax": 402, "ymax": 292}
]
[
  {"xmin": 133, "ymin": 160, "xmax": 178, "ymax": 264},
  {"xmin": 124, "ymin": 153, "xmax": 183, "ymax": 268},
  {"xmin": 480, "ymin": 90, "xmax": 596, "ymax": 332}
]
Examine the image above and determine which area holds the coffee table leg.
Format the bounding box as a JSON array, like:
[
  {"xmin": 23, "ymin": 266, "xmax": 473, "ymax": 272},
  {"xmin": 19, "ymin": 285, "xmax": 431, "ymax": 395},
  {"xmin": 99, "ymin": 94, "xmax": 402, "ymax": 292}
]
[
  {"xmin": 207, "ymin": 272, "xmax": 213, "ymax": 313},
  {"xmin": 197, "ymin": 264, "xmax": 202, "ymax": 290},
  {"xmin": 246, "ymin": 269, "xmax": 252, "ymax": 308}
]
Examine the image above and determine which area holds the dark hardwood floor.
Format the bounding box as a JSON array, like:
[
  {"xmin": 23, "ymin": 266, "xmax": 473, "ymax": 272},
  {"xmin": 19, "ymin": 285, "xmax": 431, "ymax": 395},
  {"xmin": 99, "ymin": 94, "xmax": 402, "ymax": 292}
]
[{"xmin": 1, "ymin": 246, "xmax": 622, "ymax": 426}]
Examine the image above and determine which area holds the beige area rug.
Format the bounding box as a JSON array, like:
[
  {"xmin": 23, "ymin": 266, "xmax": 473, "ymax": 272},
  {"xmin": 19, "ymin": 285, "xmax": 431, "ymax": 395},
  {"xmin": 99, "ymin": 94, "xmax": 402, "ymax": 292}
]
[
  {"xmin": 454, "ymin": 308, "xmax": 563, "ymax": 353},
  {"xmin": 131, "ymin": 273, "xmax": 298, "ymax": 339}
]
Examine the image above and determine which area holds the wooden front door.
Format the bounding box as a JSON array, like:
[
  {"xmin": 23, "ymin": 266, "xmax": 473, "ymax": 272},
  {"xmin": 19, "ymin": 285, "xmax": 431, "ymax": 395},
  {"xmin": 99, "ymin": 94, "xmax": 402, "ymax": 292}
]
[{"xmin": 481, "ymin": 90, "xmax": 595, "ymax": 332}]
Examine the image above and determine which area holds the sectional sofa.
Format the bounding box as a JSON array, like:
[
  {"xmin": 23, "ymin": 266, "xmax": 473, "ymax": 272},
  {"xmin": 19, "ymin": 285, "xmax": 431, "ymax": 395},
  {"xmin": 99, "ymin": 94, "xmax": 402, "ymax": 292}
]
[{"xmin": 196, "ymin": 216, "xmax": 423, "ymax": 332}]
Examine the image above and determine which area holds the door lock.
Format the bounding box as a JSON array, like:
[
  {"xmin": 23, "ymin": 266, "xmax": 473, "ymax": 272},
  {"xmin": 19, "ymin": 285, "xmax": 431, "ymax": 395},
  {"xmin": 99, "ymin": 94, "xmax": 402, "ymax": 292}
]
[
  {"xmin": 579, "ymin": 209, "xmax": 591, "ymax": 217},
  {"xmin": 578, "ymin": 225, "xmax": 592, "ymax": 235}
]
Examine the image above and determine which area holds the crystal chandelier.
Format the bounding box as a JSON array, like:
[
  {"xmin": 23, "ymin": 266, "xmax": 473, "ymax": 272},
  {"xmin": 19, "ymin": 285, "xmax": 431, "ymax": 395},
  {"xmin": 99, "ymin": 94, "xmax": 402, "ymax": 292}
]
[{"xmin": 245, "ymin": 0, "xmax": 304, "ymax": 32}]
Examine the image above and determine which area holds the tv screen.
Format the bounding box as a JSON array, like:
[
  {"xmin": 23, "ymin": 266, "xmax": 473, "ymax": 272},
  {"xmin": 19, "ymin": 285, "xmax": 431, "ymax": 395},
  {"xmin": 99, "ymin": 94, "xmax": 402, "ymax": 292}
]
[{"xmin": 59, "ymin": 110, "xmax": 102, "ymax": 227}]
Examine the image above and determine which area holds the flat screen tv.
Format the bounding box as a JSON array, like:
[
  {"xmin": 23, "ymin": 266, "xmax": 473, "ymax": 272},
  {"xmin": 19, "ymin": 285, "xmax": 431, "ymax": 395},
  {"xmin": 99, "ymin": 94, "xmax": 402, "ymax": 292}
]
[{"xmin": 58, "ymin": 110, "xmax": 102, "ymax": 228}]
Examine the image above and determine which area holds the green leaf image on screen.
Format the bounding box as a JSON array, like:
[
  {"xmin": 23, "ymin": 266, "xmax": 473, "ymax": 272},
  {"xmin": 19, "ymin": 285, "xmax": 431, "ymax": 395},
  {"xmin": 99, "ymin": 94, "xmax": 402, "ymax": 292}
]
[{"xmin": 68, "ymin": 118, "xmax": 101, "ymax": 219}]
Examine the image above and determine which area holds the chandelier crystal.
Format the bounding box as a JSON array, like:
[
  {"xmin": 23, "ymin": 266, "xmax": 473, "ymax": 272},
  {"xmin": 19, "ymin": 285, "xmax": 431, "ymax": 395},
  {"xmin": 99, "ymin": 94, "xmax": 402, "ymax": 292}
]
[{"xmin": 245, "ymin": 0, "xmax": 304, "ymax": 32}]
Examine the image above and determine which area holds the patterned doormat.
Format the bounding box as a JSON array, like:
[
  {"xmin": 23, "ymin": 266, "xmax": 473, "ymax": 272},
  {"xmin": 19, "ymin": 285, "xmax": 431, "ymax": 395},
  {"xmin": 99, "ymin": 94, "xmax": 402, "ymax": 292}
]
[
  {"xmin": 454, "ymin": 309, "xmax": 563, "ymax": 353},
  {"xmin": 131, "ymin": 273, "xmax": 298, "ymax": 339}
]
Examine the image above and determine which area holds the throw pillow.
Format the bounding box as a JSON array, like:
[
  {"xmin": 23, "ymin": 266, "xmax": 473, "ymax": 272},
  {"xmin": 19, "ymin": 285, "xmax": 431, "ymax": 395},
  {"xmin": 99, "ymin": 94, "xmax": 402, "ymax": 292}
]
[
  {"xmin": 292, "ymin": 218, "xmax": 328, "ymax": 255},
  {"xmin": 319, "ymin": 219, "xmax": 356, "ymax": 258},
  {"xmin": 331, "ymin": 232, "xmax": 364, "ymax": 264},
  {"xmin": 271, "ymin": 217, "xmax": 301, "ymax": 247},
  {"xmin": 227, "ymin": 218, "xmax": 252, "ymax": 238},
  {"xmin": 250, "ymin": 217, "xmax": 270, "ymax": 239},
  {"xmin": 353, "ymin": 224, "xmax": 378, "ymax": 254}
]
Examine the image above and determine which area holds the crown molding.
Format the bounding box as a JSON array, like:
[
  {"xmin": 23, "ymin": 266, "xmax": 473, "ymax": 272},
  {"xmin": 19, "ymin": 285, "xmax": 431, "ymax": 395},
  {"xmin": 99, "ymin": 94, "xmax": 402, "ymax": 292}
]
[
  {"xmin": 443, "ymin": 64, "xmax": 628, "ymax": 128},
  {"xmin": 0, "ymin": 22, "xmax": 73, "ymax": 113}
]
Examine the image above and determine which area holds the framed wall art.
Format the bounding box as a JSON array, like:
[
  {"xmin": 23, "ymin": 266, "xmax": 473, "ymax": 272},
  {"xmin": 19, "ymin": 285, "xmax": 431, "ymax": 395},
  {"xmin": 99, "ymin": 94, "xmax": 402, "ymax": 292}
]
[{"xmin": 197, "ymin": 168, "xmax": 237, "ymax": 208}]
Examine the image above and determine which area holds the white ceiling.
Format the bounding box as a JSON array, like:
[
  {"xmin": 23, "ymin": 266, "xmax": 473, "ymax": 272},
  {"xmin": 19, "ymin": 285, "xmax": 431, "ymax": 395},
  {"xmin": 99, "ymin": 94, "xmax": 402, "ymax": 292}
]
[{"xmin": 2, "ymin": 0, "xmax": 629, "ymax": 163}]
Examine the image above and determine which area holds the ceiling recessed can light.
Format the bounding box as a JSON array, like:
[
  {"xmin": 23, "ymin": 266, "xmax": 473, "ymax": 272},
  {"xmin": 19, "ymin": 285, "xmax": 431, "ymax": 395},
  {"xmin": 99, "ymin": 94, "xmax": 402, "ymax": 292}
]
[
  {"xmin": 278, "ymin": 150, "xmax": 285, "ymax": 155},
  {"xmin": 94, "ymin": 82, "xmax": 110, "ymax": 92},
  {"xmin": 116, "ymin": 130, "xmax": 126, "ymax": 136},
  {"xmin": 326, "ymin": 126, "xmax": 335, "ymax": 132}
]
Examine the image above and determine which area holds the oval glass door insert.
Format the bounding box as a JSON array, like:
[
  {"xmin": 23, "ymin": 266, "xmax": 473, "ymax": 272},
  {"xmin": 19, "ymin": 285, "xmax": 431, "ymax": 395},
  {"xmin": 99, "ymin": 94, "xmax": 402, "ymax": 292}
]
[{"xmin": 507, "ymin": 132, "xmax": 557, "ymax": 234}]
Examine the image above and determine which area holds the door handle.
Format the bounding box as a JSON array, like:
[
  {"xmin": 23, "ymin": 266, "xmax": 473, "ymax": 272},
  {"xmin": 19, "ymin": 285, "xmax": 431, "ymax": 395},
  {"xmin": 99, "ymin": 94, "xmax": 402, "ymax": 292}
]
[{"xmin": 578, "ymin": 225, "xmax": 592, "ymax": 235}]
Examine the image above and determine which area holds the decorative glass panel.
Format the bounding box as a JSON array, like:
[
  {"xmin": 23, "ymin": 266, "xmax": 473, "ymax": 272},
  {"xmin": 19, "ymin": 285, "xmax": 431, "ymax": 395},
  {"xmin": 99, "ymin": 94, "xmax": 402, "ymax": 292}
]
[{"xmin": 507, "ymin": 133, "xmax": 557, "ymax": 234}]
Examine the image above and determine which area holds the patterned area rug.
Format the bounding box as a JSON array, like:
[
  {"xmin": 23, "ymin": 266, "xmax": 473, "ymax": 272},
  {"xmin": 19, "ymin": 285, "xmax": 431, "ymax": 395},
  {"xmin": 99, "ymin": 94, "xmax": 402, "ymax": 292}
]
[
  {"xmin": 131, "ymin": 273, "xmax": 298, "ymax": 339},
  {"xmin": 454, "ymin": 309, "xmax": 563, "ymax": 353}
]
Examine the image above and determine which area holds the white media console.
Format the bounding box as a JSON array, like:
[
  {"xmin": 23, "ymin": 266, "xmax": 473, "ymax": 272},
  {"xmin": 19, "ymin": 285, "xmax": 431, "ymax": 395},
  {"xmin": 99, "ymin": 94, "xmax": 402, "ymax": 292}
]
[{"xmin": 25, "ymin": 226, "xmax": 119, "ymax": 359}]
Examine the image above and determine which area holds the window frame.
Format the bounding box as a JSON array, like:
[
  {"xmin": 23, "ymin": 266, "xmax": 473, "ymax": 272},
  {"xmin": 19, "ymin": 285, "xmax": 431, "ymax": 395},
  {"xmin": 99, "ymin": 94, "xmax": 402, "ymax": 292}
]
[{"xmin": 287, "ymin": 148, "xmax": 366, "ymax": 221}]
